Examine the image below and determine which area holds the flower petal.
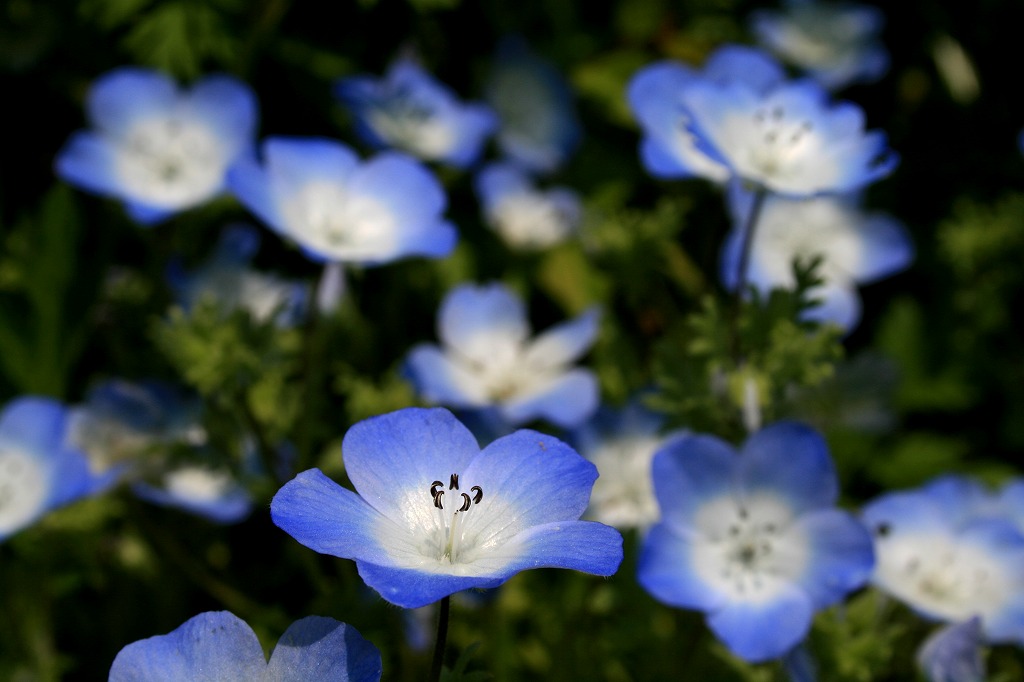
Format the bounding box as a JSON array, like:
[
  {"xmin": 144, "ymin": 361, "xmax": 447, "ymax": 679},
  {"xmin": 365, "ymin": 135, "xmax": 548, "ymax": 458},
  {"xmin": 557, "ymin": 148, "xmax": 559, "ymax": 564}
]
[
  {"xmin": 706, "ymin": 581, "xmax": 814, "ymax": 662},
  {"xmin": 482, "ymin": 519, "xmax": 623, "ymax": 578},
  {"xmin": 637, "ymin": 523, "xmax": 729, "ymax": 612},
  {"xmin": 185, "ymin": 76, "xmax": 258, "ymax": 152},
  {"xmin": 267, "ymin": 617, "xmax": 383, "ymax": 682},
  {"xmin": 356, "ymin": 561, "xmax": 504, "ymax": 609},
  {"xmin": 738, "ymin": 422, "xmax": 838, "ymax": 513},
  {"xmin": 788, "ymin": 509, "xmax": 875, "ymax": 609},
  {"xmin": 54, "ymin": 133, "xmax": 122, "ymax": 198},
  {"xmin": 522, "ymin": 307, "xmax": 600, "ymax": 370},
  {"xmin": 404, "ymin": 344, "xmax": 489, "ymax": 407},
  {"xmin": 500, "ymin": 368, "xmax": 599, "ymax": 428},
  {"xmin": 649, "ymin": 435, "xmax": 737, "ymax": 531},
  {"xmin": 87, "ymin": 68, "xmax": 178, "ymax": 137},
  {"xmin": 438, "ymin": 283, "xmax": 529, "ymax": 366}
]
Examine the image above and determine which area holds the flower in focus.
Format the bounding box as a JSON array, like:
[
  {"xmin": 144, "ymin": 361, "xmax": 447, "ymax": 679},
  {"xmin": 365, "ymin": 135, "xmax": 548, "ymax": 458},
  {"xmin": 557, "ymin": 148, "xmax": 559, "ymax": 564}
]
[
  {"xmin": 271, "ymin": 407, "xmax": 623, "ymax": 608},
  {"xmin": 627, "ymin": 45, "xmax": 786, "ymax": 183},
  {"xmin": 637, "ymin": 422, "xmax": 874, "ymax": 662},
  {"xmin": 55, "ymin": 68, "xmax": 257, "ymax": 225},
  {"xmin": 1, "ymin": 397, "xmax": 93, "ymax": 541},
  {"xmin": 570, "ymin": 399, "xmax": 688, "ymax": 531},
  {"xmin": 485, "ymin": 38, "xmax": 582, "ymax": 174},
  {"xmin": 335, "ymin": 57, "xmax": 497, "ymax": 168},
  {"xmin": 168, "ymin": 224, "xmax": 307, "ymax": 326},
  {"xmin": 108, "ymin": 610, "xmax": 382, "ymax": 681},
  {"xmin": 863, "ymin": 477, "xmax": 1024, "ymax": 643},
  {"xmin": 917, "ymin": 618, "xmax": 986, "ymax": 682},
  {"xmin": 679, "ymin": 76, "xmax": 898, "ymax": 196},
  {"xmin": 720, "ymin": 187, "xmax": 913, "ymax": 330},
  {"xmin": 227, "ymin": 137, "xmax": 456, "ymax": 265},
  {"xmin": 750, "ymin": 1, "xmax": 890, "ymax": 91},
  {"xmin": 474, "ymin": 162, "xmax": 581, "ymax": 250},
  {"xmin": 133, "ymin": 465, "xmax": 252, "ymax": 524},
  {"xmin": 405, "ymin": 282, "xmax": 600, "ymax": 428}
]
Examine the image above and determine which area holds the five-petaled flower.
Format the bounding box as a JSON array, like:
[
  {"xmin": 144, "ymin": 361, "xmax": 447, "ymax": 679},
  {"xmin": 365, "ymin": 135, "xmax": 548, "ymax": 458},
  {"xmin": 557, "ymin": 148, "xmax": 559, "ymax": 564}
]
[
  {"xmin": 404, "ymin": 282, "xmax": 600, "ymax": 428},
  {"xmin": 55, "ymin": 68, "xmax": 257, "ymax": 225},
  {"xmin": 474, "ymin": 162, "xmax": 582, "ymax": 250},
  {"xmin": 271, "ymin": 407, "xmax": 623, "ymax": 609},
  {"xmin": 108, "ymin": 610, "xmax": 382, "ymax": 681},
  {"xmin": 637, "ymin": 421, "xmax": 874, "ymax": 662}
]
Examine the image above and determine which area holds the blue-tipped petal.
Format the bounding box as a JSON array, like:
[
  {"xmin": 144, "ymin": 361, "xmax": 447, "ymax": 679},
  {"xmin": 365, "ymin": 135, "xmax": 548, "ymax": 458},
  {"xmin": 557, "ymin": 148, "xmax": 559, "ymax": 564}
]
[
  {"xmin": 475, "ymin": 162, "xmax": 530, "ymax": 206},
  {"xmin": 522, "ymin": 307, "xmax": 600, "ymax": 370},
  {"xmin": 0, "ymin": 397, "xmax": 68, "ymax": 455},
  {"xmin": 703, "ymin": 45, "xmax": 786, "ymax": 91},
  {"xmin": 53, "ymin": 133, "xmax": 122, "ymax": 197},
  {"xmin": 87, "ymin": 68, "xmax": 178, "ymax": 137},
  {"xmin": 438, "ymin": 283, "xmax": 529, "ymax": 365},
  {"xmin": 650, "ymin": 435, "xmax": 737, "ymax": 529},
  {"xmin": 108, "ymin": 611, "xmax": 266, "ymax": 682},
  {"xmin": 481, "ymin": 519, "xmax": 623, "ymax": 578},
  {"xmin": 803, "ymin": 279, "xmax": 862, "ymax": 332},
  {"xmin": 706, "ymin": 580, "xmax": 814, "ymax": 663},
  {"xmin": 125, "ymin": 201, "xmax": 175, "ymax": 226},
  {"xmin": 404, "ymin": 344, "xmax": 488, "ymax": 407},
  {"xmin": 848, "ymin": 213, "xmax": 914, "ymax": 283},
  {"xmin": 791, "ymin": 509, "xmax": 874, "ymax": 608},
  {"xmin": 499, "ymin": 368, "xmax": 599, "ymax": 428},
  {"xmin": 738, "ymin": 422, "xmax": 838, "ymax": 513},
  {"xmin": 267, "ymin": 617, "xmax": 383, "ymax": 682},
  {"xmin": 342, "ymin": 408, "xmax": 480, "ymax": 523},
  {"xmin": 186, "ymin": 75, "xmax": 258, "ymax": 147},
  {"xmin": 263, "ymin": 137, "xmax": 361, "ymax": 194},
  {"xmin": 357, "ymin": 561, "xmax": 504, "ymax": 609},
  {"xmin": 862, "ymin": 490, "xmax": 952, "ymax": 537},
  {"xmin": 637, "ymin": 523, "xmax": 729, "ymax": 612},
  {"xmin": 917, "ymin": 618, "xmax": 986, "ymax": 682},
  {"xmin": 226, "ymin": 156, "xmax": 281, "ymax": 232}
]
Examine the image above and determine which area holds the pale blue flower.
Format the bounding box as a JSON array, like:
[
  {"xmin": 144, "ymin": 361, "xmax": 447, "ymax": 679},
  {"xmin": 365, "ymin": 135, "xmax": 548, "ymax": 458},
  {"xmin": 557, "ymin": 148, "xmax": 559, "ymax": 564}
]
[
  {"xmin": 335, "ymin": 57, "xmax": 497, "ymax": 168},
  {"xmin": 168, "ymin": 225, "xmax": 307, "ymax": 326},
  {"xmin": 475, "ymin": 162, "xmax": 581, "ymax": 249},
  {"xmin": 0, "ymin": 397, "xmax": 92, "ymax": 541},
  {"xmin": 720, "ymin": 187, "xmax": 913, "ymax": 330},
  {"xmin": 485, "ymin": 38, "xmax": 582, "ymax": 173},
  {"xmin": 917, "ymin": 618, "xmax": 986, "ymax": 682},
  {"xmin": 271, "ymin": 407, "xmax": 623, "ymax": 608},
  {"xmin": 227, "ymin": 137, "xmax": 456, "ymax": 265},
  {"xmin": 55, "ymin": 68, "xmax": 257, "ymax": 225},
  {"xmin": 405, "ymin": 282, "xmax": 600, "ymax": 428},
  {"xmin": 638, "ymin": 422, "xmax": 874, "ymax": 662},
  {"xmin": 863, "ymin": 480, "xmax": 1024, "ymax": 643},
  {"xmin": 108, "ymin": 610, "xmax": 382, "ymax": 681},
  {"xmin": 751, "ymin": 1, "xmax": 890, "ymax": 91},
  {"xmin": 133, "ymin": 464, "xmax": 252, "ymax": 524},
  {"xmin": 628, "ymin": 45, "xmax": 786, "ymax": 183}
]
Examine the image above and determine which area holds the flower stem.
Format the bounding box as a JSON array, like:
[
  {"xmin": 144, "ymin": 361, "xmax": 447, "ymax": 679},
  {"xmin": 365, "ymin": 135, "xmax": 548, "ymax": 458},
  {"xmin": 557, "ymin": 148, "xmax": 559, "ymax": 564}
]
[
  {"xmin": 429, "ymin": 596, "xmax": 451, "ymax": 682},
  {"xmin": 729, "ymin": 186, "xmax": 769, "ymax": 362}
]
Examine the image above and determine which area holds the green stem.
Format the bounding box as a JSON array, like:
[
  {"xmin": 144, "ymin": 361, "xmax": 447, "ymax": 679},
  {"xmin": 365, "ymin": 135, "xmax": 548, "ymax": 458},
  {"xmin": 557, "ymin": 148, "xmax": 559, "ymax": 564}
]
[{"xmin": 429, "ymin": 596, "xmax": 451, "ymax": 682}]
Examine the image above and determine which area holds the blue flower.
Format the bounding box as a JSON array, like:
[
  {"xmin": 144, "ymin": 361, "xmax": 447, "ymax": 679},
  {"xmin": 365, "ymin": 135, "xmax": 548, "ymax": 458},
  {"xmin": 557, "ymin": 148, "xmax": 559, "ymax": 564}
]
[
  {"xmin": 271, "ymin": 407, "xmax": 623, "ymax": 609},
  {"xmin": 335, "ymin": 57, "xmax": 497, "ymax": 168},
  {"xmin": 227, "ymin": 137, "xmax": 457, "ymax": 265},
  {"xmin": 678, "ymin": 76, "xmax": 898, "ymax": 196},
  {"xmin": 628, "ymin": 45, "xmax": 786, "ymax": 183},
  {"xmin": 863, "ymin": 478, "xmax": 1024, "ymax": 643},
  {"xmin": 0, "ymin": 397, "xmax": 92, "ymax": 541},
  {"xmin": 484, "ymin": 38, "xmax": 582, "ymax": 173},
  {"xmin": 720, "ymin": 187, "xmax": 913, "ymax": 330},
  {"xmin": 917, "ymin": 618, "xmax": 986, "ymax": 682},
  {"xmin": 168, "ymin": 224, "xmax": 307, "ymax": 326},
  {"xmin": 55, "ymin": 68, "xmax": 257, "ymax": 225},
  {"xmin": 405, "ymin": 282, "xmax": 600, "ymax": 428},
  {"xmin": 133, "ymin": 465, "xmax": 253, "ymax": 524},
  {"xmin": 637, "ymin": 422, "xmax": 874, "ymax": 662},
  {"xmin": 108, "ymin": 610, "xmax": 382, "ymax": 681},
  {"xmin": 474, "ymin": 162, "xmax": 581, "ymax": 249},
  {"xmin": 750, "ymin": 1, "xmax": 890, "ymax": 91},
  {"xmin": 570, "ymin": 398, "xmax": 688, "ymax": 530}
]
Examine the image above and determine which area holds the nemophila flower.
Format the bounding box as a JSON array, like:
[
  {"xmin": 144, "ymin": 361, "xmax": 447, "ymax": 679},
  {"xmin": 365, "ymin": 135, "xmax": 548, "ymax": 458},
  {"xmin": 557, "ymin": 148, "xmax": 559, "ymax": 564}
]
[
  {"xmin": 678, "ymin": 75, "xmax": 898, "ymax": 196},
  {"xmin": 1, "ymin": 397, "xmax": 92, "ymax": 542},
  {"xmin": 485, "ymin": 38, "xmax": 582, "ymax": 173},
  {"xmin": 271, "ymin": 407, "xmax": 623, "ymax": 609},
  {"xmin": 474, "ymin": 162, "xmax": 582, "ymax": 250},
  {"xmin": 720, "ymin": 188, "xmax": 913, "ymax": 330},
  {"xmin": 133, "ymin": 465, "xmax": 252, "ymax": 524},
  {"xmin": 335, "ymin": 57, "xmax": 497, "ymax": 168},
  {"xmin": 570, "ymin": 399, "xmax": 688, "ymax": 531},
  {"xmin": 863, "ymin": 480, "xmax": 1024, "ymax": 643},
  {"xmin": 750, "ymin": 1, "xmax": 890, "ymax": 91},
  {"xmin": 628, "ymin": 45, "xmax": 786, "ymax": 183},
  {"xmin": 227, "ymin": 137, "xmax": 456, "ymax": 265},
  {"xmin": 637, "ymin": 422, "xmax": 874, "ymax": 662},
  {"xmin": 169, "ymin": 225, "xmax": 307, "ymax": 326},
  {"xmin": 917, "ymin": 618, "xmax": 986, "ymax": 682},
  {"xmin": 405, "ymin": 282, "xmax": 600, "ymax": 428},
  {"xmin": 109, "ymin": 610, "xmax": 382, "ymax": 681},
  {"xmin": 55, "ymin": 68, "xmax": 257, "ymax": 225}
]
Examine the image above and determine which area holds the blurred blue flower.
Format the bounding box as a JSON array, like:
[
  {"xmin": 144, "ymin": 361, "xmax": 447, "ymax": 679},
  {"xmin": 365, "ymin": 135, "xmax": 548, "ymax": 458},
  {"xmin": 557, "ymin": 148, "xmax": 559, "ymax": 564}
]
[
  {"xmin": 485, "ymin": 38, "xmax": 582, "ymax": 173},
  {"xmin": 628, "ymin": 45, "xmax": 786, "ymax": 183},
  {"xmin": 720, "ymin": 187, "xmax": 913, "ymax": 331},
  {"xmin": 678, "ymin": 75, "xmax": 897, "ymax": 196},
  {"xmin": 108, "ymin": 610, "xmax": 382, "ymax": 681},
  {"xmin": 133, "ymin": 464, "xmax": 253, "ymax": 524},
  {"xmin": 405, "ymin": 282, "xmax": 600, "ymax": 428},
  {"xmin": 168, "ymin": 224, "xmax": 307, "ymax": 326},
  {"xmin": 475, "ymin": 162, "xmax": 581, "ymax": 250},
  {"xmin": 335, "ymin": 57, "xmax": 497, "ymax": 168},
  {"xmin": 637, "ymin": 422, "xmax": 874, "ymax": 662},
  {"xmin": 863, "ymin": 478, "xmax": 1024, "ymax": 643},
  {"xmin": 570, "ymin": 398, "xmax": 688, "ymax": 531},
  {"xmin": 917, "ymin": 618, "xmax": 986, "ymax": 682},
  {"xmin": 271, "ymin": 407, "xmax": 623, "ymax": 608},
  {"xmin": 55, "ymin": 68, "xmax": 257, "ymax": 225},
  {"xmin": 227, "ymin": 137, "xmax": 456, "ymax": 265},
  {"xmin": 0, "ymin": 397, "xmax": 92, "ymax": 541},
  {"xmin": 750, "ymin": 1, "xmax": 890, "ymax": 91}
]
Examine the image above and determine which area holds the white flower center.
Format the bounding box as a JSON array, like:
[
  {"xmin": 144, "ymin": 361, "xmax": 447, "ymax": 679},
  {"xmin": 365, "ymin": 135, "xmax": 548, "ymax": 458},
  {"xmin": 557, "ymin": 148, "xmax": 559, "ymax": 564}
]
[
  {"xmin": 743, "ymin": 105, "xmax": 815, "ymax": 181},
  {"xmin": 282, "ymin": 182, "xmax": 397, "ymax": 259},
  {"xmin": 490, "ymin": 192, "xmax": 577, "ymax": 248},
  {"xmin": 163, "ymin": 467, "xmax": 233, "ymax": 503},
  {"xmin": 115, "ymin": 117, "xmax": 225, "ymax": 208},
  {"xmin": 0, "ymin": 448, "xmax": 48, "ymax": 535},
  {"xmin": 367, "ymin": 86, "xmax": 455, "ymax": 159},
  {"xmin": 586, "ymin": 436, "xmax": 660, "ymax": 529},
  {"xmin": 426, "ymin": 473, "xmax": 485, "ymax": 563}
]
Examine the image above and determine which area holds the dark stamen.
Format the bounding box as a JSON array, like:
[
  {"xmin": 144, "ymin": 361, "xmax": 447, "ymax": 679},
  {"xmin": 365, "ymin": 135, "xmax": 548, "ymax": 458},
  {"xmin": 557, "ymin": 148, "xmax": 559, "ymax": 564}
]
[
  {"xmin": 471, "ymin": 486, "xmax": 483, "ymax": 504},
  {"xmin": 433, "ymin": 490, "xmax": 445, "ymax": 509},
  {"xmin": 449, "ymin": 473, "xmax": 459, "ymax": 491},
  {"xmin": 458, "ymin": 493, "xmax": 471, "ymax": 512},
  {"xmin": 430, "ymin": 480, "xmax": 444, "ymax": 496}
]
